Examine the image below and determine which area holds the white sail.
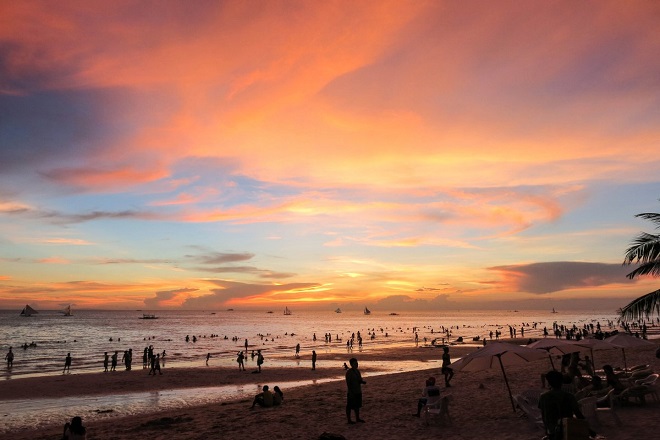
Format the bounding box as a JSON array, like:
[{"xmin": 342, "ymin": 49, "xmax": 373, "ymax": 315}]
[
  {"xmin": 284, "ymin": 307, "xmax": 292, "ymax": 315},
  {"xmin": 62, "ymin": 305, "xmax": 72, "ymax": 316},
  {"xmin": 364, "ymin": 307, "xmax": 371, "ymax": 315}
]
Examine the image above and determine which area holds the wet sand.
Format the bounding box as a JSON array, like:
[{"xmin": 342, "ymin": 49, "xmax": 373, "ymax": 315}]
[{"xmin": 1, "ymin": 340, "xmax": 658, "ymax": 440}]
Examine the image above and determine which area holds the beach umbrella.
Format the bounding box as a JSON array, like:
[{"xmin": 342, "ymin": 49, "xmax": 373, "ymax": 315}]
[
  {"xmin": 570, "ymin": 338, "xmax": 616, "ymax": 373},
  {"xmin": 604, "ymin": 333, "xmax": 654, "ymax": 372},
  {"xmin": 526, "ymin": 338, "xmax": 581, "ymax": 370},
  {"xmin": 449, "ymin": 342, "xmax": 547, "ymax": 412}
]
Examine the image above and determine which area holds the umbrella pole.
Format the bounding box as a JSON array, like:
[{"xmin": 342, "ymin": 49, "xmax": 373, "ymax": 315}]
[
  {"xmin": 548, "ymin": 353, "xmax": 556, "ymax": 370},
  {"xmin": 590, "ymin": 348, "xmax": 596, "ymax": 374},
  {"xmin": 622, "ymin": 348, "xmax": 627, "ymax": 373},
  {"xmin": 497, "ymin": 355, "xmax": 516, "ymax": 412}
]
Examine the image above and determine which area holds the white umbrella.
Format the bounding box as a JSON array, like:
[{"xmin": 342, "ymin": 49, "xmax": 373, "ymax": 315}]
[
  {"xmin": 449, "ymin": 342, "xmax": 547, "ymax": 412},
  {"xmin": 526, "ymin": 338, "xmax": 581, "ymax": 370},
  {"xmin": 604, "ymin": 333, "xmax": 654, "ymax": 371}
]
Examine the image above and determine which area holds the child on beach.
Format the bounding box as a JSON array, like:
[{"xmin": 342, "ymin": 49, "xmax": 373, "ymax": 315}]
[{"xmin": 345, "ymin": 357, "xmax": 366, "ymax": 424}]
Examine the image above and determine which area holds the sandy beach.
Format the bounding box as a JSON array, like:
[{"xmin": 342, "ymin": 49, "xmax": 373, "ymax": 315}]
[{"xmin": 2, "ymin": 340, "xmax": 658, "ymax": 440}]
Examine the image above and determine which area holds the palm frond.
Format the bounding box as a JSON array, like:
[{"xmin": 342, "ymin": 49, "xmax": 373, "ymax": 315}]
[
  {"xmin": 623, "ymin": 232, "xmax": 660, "ymax": 266},
  {"xmin": 619, "ymin": 289, "xmax": 660, "ymax": 322},
  {"xmin": 625, "ymin": 262, "xmax": 660, "ymax": 279},
  {"xmin": 635, "ymin": 212, "xmax": 660, "ymax": 229}
]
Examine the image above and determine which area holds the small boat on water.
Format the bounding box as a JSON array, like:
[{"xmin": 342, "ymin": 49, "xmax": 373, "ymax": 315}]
[
  {"xmin": 551, "ymin": 308, "xmax": 558, "ymax": 314},
  {"xmin": 20, "ymin": 305, "xmax": 38, "ymax": 317},
  {"xmin": 389, "ymin": 312, "xmax": 399, "ymax": 316},
  {"xmin": 140, "ymin": 313, "xmax": 158, "ymax": 319},
  {"xmin": 61, "ymin": 305, "xmax": 72, "ymax": 316},
  {"xmin": 267, "ymin": 311, "xmax": 274, "ymax": 314},
  {"xmin": 284, "ymin": 307, "xmax": 292, "ymax": 315},
  {"xmin": 335, "ymin": 308, "xmax": 342, "ymax": 313},
  {"xmin": 364, "ymin": 307, "xmax": 371, "ymax": 315}
]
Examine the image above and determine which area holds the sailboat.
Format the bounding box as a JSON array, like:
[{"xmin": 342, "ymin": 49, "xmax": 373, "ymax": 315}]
[
  {"xmin": 335, "ymin": 308, "xmax": 342, "ymax": 313},
  {"xmin": 62, "ymin": 304, "xmax": 72, "ymax": 316},
  {"xmin": 284, "ymin": 307, "xmax": 292, "ymax": 315},
  {"xmin": 364, "ymin": 307, "xmax": 371, "ymax": 315},
  {"xmin": 20, "ymin": 305, "xmax": 38, "ymax": 317},
  {"xmin": 551, "ymin": 307, "xmax": 558, "ymax": 314}
]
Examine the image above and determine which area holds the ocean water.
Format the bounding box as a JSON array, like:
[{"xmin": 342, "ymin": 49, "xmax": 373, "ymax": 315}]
[{"xmin": 0, "ymin": 308, "xmax": 620, "ymax": 379}]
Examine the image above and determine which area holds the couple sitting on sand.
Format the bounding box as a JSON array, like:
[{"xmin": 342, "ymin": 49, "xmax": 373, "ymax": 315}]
[{"xmin": 250, "ymin": 385, "xmax": 284, "ymax": 409}]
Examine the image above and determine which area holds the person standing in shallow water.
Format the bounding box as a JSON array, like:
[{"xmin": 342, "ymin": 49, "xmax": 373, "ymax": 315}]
[
  {"xmin": 63, "ymin": 352, "xmax": 72, "ymax": 374},
  {"xmin": 345, "ymin": 357, "xmax": 366, "ymax": 424},
  {"xmin": 111, "ymin": 351, "xmax": 118, "ymax": 372},
  {"xmin": 5, "ymin": 347, "xmax": 14, "ymax": 368},
  {"xmin": 103, "ymin": 352, "xmax": 109, "ymax": 372},
  {"xmin": 312, "ymin": 350, "xmax": 317, "ymax": 370}
]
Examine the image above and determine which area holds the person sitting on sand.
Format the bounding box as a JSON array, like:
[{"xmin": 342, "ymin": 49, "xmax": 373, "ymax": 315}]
[
  {"xmin": 63, "ymin": 416, "xmax": 87, "ymax": 440},
  {"xmin": 251, "ymin": 385, "xmax": 274, "ymax": 408},
  {"xmin": 413, "ymin": 376, "xmax": 441, "ymax": 417},
  {"xmin": 273, "ymin": 386, "xmax": 284, "ymax": 405},
  {"xmin": 538, "ymin": 370, "xmax": 586, "ymax": 440}
]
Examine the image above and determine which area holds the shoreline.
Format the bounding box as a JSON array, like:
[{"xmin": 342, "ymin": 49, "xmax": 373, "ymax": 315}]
[{"xmin": 2, "ymin": 342, "xmax": 658, "ymax": 439}]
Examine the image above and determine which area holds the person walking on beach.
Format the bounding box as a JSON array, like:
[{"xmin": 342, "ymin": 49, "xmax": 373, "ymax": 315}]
[
  {"xmin": 441, "ymin": 346, "xmax": 454, "ymax": 387},
  {"xmin": 345, "ymin": 357, "xmax": 366, "ymax": 424},
  {"xmin": 5, "ymin": 347, "xmax": 14, "ymax": 368},
  {"xmin": 149, "ymin": 353, "xmax": 162, "ymax": 375},
  {"xmin": 103, "ymin": 352, "xmax": 109, "ymax": 372},
  {"xmin": 63, "ymin": 352, "xmax": 72, "ymax": 374},
  {"xmin": 312, "ymin": 350, "xmax": 317, "ymax": 370},
  {"xmin": 295, "ymin": 343, "xmax": 300, "ymax": 358},
  {"xmin": 237, "ymin": 351, "xmax": 246, "ymax": 371},
  {"xmin": 206, "ymin": 353, "xmax": 211, "ymax": 366}
]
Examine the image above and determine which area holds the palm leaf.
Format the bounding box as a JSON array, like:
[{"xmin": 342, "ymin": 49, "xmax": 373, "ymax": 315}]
[
  {"xmin": 623, "ymin": 232, "xmax": 660, "ymax": 265},
  {"xmin": 635, "ymin": 212, "xmax": 660, "ymax": 228},
  {"xmin": 619, "ymin": 289, "xmax": 660, "ymax": 322},
  {"xmin": 626, "ymin": 262, "xmax": 660, "ymax": 279}
]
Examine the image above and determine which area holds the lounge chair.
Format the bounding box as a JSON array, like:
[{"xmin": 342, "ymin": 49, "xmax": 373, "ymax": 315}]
[
  {"xmin": 423, "ymin": 394, "xmax": 452, "ymax": 426},
  {"xmin": 595, "ymin": 389, "xmax": 622, "ymax": 426},
  {"xmin": 514, "ymin": 391, "xmax": 543, "ymax": 429},
  {"xmin": 578, "ymin": 396, "xmax": 600, "ymax": 431}
]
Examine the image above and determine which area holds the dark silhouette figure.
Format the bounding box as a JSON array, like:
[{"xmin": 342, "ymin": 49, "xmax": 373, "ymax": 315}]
[
  {"xmin": 237, "ymin": 351, "xmax": 245, "ymax": 370},
  {"xmin": 256, "ymin": 350, "xmax": 264, "ymax": 372},
  {"xmin": 206, "ymin": 353, "xmax": 211, "ymax": 365},
  {"xmin": 345, "ymin": 357, "xmax": 366, "ymax": 424},
  {"xmin": 312, "ymin": 350, "xmax": 317, "ymax": 370},
  {"xmin": 5, "ymin": 347, "xmax": 13, "ymax": 368},
  {"xmin": 441, "ymin": 346, "xmax": 454, "ymax": 387},
  {"xmin": 251, "ymin": 385, "xmax": 273, "ymax": 408},
  {"xmin": 273, "ymin": 385, "xmax": 284, "ymax": 405},
  {"xmin": 414, "ymin": 376, "xmax": 441, "ymax": 417},
  {"xmin": 111, "ymin": 351, "xmax": 118, "ymax": 372},
  {"xmin": 103, "ymin": 352, "xmax": 109, "ymax": 372},
  {"xmin": 538, "ymin": 370, "xmax": 586, "ymax": 440},
  {"xmin": 149, "ymin": 353, "xmax": 163, "ymax": 375},
  {"xmin": 63, "ymin": 353, "xmax": 72, "ymax": 374},
  {"xmin": 62, "ymin": 416, "xmax": 87, "ymax": 440}
]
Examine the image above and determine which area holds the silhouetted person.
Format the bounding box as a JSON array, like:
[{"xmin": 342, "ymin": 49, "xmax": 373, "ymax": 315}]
[
  {"xmin": 414, "ymin": 376, "xmax": 441, "ymax": 417},
  {"xmin": 441, "ymin": 346, "xmax": 454, "ymax": 387},
  {"xmin": 5, "ymin": 347, "xmax": 13, "ymax": 368},
  {"xmin": 295, "ymin": 343, "xmax": 300, "ymax": 357},
  {"xmin": 312, "ymin": 350, "xmax": 317, "ymax": 370},
  {"xmin": 63, "ymin": 353, "xmax": 72, "ymax": 374},
  {"xmin": 111, "ymin": 351, "xmax": 118, "ymax": 371},
  {"xmin": 206, "ymin": 353, "xmax": 211, "ymax": 365},
  {"xmin": 538, "ymin": 370, "xmax": 585, "ymax": 440},
  {"xmin": 103, "ymin": 352, "xmax": 109, "ymax": 372},
  {"xmin": 251, "ymin": 385, "xmax": 273, "ymax": 408},
  {"xmin": 237, "ymin": 351, "xmax": 245, "ymax": 371},
  {"xmin": 63, "ymin": 416, "xmax": 87, "ymax": 440},
  {"xmin": 345, "ymin": 357, "xmax": 366, "ymax": 424},
  {"xmin": 273, "ymin": 385, "xmax": 284, "ymax": 405},
  {"xmin": 256, "ymin": 350, "xmax": 264, "ymax": 372}
]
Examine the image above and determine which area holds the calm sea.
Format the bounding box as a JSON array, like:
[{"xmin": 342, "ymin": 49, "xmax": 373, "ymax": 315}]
[{"xmin": 0, "ymin": 308, "xmax": 620, "ymax": 379}]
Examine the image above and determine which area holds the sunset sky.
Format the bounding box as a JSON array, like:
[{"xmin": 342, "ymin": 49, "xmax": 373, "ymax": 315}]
[{"xmin": 1, "ymin": 1, "xmax": 659, "ymax": 311}]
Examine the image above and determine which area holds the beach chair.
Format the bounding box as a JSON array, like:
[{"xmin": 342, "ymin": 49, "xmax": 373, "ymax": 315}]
[
  {"xmin": 578, "ymin": 396, "xmax": 599, "ymax": 431},
  {"xmin": 595, "ymin": 389, "xmax": 622, "ymax": 426},
  {"xmin": 514, "ymin": 392, "xmax": 543, "ymax": 429},
  {"xmin": 423, "ymin": 394, "xmax": 452, "ymax": 426}
]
